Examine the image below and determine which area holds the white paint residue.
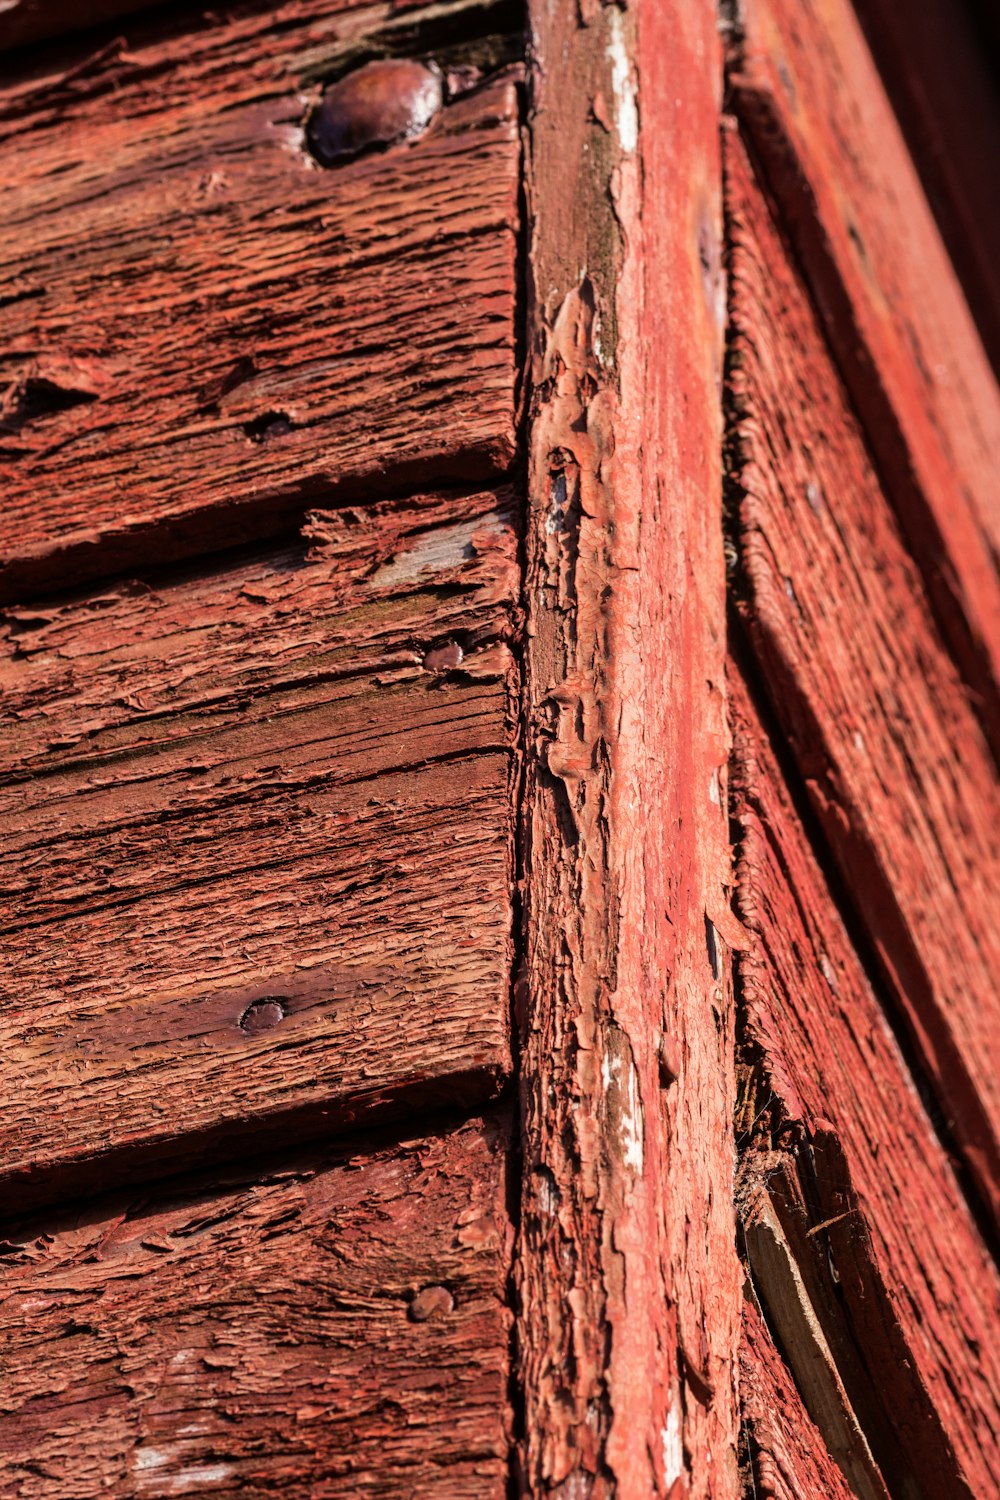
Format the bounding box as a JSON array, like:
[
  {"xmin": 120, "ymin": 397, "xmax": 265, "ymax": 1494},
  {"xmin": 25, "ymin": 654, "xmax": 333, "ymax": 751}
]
[
  {"xmin": 134, "ymin": 1450, "xmax": 235, "ymax": 1492},
  {"xmin": 607, "ymin": 11, "xmax": 638, "ymax": 154},
  {"xmin": 163, "ymin": 1465, "xmax": 236, "ymax": 1493},
  {"xmin": 708, "ymin": 769, "xmax": 720, "ymax": 805},
  {"xmin": 621, "ymin": 1053, "xmax": 644, "ymax": 1173},
  {"xmin": 136, "ymin": 1450, "xmax": 170, "ymax": 1472},
  {"xmin": 662, "ymin": 1399, "xmax": 684, "ymax": 1487}
]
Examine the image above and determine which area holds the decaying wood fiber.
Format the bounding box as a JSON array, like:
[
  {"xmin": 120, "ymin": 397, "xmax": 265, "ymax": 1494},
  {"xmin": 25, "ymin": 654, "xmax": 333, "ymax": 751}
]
[
  {"xmin": 0, "ymin": 488, "xmax": 519, "ymax": 1206},
  {"xmin": 0, "ymin": 1113, "xmax": 513, "ymax": 1498}
]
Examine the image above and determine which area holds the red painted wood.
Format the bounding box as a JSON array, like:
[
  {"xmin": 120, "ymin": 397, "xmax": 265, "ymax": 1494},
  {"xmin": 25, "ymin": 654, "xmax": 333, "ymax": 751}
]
[
  {"xmin": 0, "ymin": 1112, "xmax": 512, "ymax": 1498},
  {"xmin": 516, "ymin": 2, "xmax": 741, "ymax": 1494},
  {"xmin": 0, "ymin": 487, "xmax": 518, "ymax": 1206},
  {"xmin": 0, "ymin": 5, "xmax": 520, "ymax": 597},
  {"xmin": 729, "ymin": 0, "xmax": 1000, "ymax": 753},
  {"xmin": 726, "ymin": 128, "xmax": 1000, "ymax": 1233},
  {"xmin": 852, "ymin": 0, "xmax": 1000, "ymax": 376},
  {"xmin": 730, "ymin": 667, "xmax": 1000, "ymax": 1498}
]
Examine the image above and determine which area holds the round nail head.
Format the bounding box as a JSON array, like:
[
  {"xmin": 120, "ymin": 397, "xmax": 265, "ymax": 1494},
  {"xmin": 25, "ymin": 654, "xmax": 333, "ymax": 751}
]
[{"xmin": 309, "ymin": 59, "xmax": 442, "ymax": 165}]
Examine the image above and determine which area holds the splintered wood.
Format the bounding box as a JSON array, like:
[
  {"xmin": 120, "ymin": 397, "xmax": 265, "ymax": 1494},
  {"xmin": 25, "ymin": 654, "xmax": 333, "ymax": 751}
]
[
  {"xmin": 739, "ymin": 1301, "xmax": 858, "ymax": 1500},
  {"xmin": 0, "ymin": 3, "xmax": 520, "ymax": 596},
  {"xmin": 0, "ymin": 1113, "xmax": 512, "ymax": 1499},
  {"xmin": 730, "ymin": 671, "xmax": 1000, "ymax": 1498},
  {"xmin": 0, "ymin": 488, "xmax": 518, "ymax": 1206},
  {"xmin": 726, "ymin": 130, "xmax": 1000, "ymax": 1234}
]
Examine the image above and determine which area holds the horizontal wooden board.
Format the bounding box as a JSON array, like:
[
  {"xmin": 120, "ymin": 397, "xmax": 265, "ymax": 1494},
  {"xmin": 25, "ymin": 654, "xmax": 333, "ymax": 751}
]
[
  {"xmin": 730, "ymin": 668, "xmax": 1000, "ymax": 1498},
  {"xmin": 740, "ymin": 1300, "xmax": 857, "ymax": 1500},
  {"xmin": 726, "ymin": 133, "xmax": 1000, "ymax": 1233},
  {"xmin": 0, "ymin": 487, "xmax": 518, "ymax": 1206},
  {"xmin": 0, "ymin": 2, "xmax": 520, "ymax": 597},
  {"xmin": 728, "ymin": 1, "xmax": 1000, "ymax": 748},
  {"xmin": 0, "ymin": 1112, "xmax": 512, "ymax": 1499}
]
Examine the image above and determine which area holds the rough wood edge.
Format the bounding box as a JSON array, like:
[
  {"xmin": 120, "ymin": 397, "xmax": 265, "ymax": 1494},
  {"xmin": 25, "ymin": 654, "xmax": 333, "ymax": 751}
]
[{"xmin": 515, "ymin": 2, "xmax": 742, "ymax": 1494}]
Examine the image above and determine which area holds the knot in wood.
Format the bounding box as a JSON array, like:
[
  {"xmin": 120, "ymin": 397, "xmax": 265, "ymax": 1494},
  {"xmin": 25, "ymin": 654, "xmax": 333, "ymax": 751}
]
[{"xmin": 308, "ymin": 60, "xmax": 442, "ymax": 166}]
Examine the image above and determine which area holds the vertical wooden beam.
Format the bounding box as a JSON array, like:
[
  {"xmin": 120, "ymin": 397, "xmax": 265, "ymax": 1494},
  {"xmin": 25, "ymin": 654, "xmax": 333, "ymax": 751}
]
[{"xmin": 516, "ymin": 1, "xmax": 742, "ymax": 1494}]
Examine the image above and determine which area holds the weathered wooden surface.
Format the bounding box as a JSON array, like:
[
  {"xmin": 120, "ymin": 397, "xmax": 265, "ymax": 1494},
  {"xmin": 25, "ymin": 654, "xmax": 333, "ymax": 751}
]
[
  {"xmin": 0, "ymin": 2, "xmax": 520, "ymax": 598},
  {"xmin": 739, "ymin": 1300, "xmax": 857, "ymax": 1500},
  {"xmin": 516, "ymin": 1, "xmax": 741, "ymax": 1494},
  {"xmin": 730, "ymin": 668, "xmax": 1000, "ymax": 1498},
  {"xmin": 726, "ymin": 131, "xmax": 1000, "ymax": 1232},
  {"xmin": 0, "ymin": 0, "xmax": 154, "ymax": 52},
  {"xmin": 728, "ymin": 0, "xmax": 1000, "ymax": 750},
  {"xmin": 0, "ymin": 1112, "xmax": 512, "ymax": 1499},
  {"xmin": 0, "ymin": 486, "xmax": 518, "ymax": 1205},
  {"xmin": 852, "ymin": 0, "xmax": 1000, "ymax": 377}
]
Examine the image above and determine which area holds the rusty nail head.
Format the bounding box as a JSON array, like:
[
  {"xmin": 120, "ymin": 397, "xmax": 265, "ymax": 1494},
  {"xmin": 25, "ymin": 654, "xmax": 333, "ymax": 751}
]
[
  {"xmin": 239, "ymin": 998, "xmax": 287, "ymax": 1035},
  {"xmin": 309, "ymin": 59, "xmax": 442, "ymax": 166},
  {"xmin": 408, "ymin": 1284, "xmax": 454, "ymax": 1322}
]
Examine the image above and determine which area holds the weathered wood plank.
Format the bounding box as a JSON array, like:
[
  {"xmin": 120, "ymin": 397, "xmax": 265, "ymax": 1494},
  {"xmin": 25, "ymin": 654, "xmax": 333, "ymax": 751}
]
[
  {"xmin": 728, "ymin": 0, "xmax": 1000, "ymax": 750},
  {"xmin": 730, "ymin": 667, "xmax": 1000, "ymax": 1498},
  {"xmin": 851, "ymin": 0, "xmax": 1000, "ymax": 378},
  {"xmin": 0, "ymin": 487, "xmax": 518, "ymax": 1206},
  {"xmin": 0, "ymin": 0, "xmax": 158, "ymax": 52},
  {"xmin": 0, "ymin": 2, "xmax": 520, "ymax": 597},
  {"xmin": 0, "ymin": 1112, "xmax": 512, "ymax": 1499},
  {"xmin": 516, "ymin": 2, "xmax": 741, "ymax": 1495},
  {"xmin": 726, "ymin": 131, "xmax": 1000, "ymax": 1231},
  {"xmin": 739, "ymin": 1300, "xmax": 857, "ymax": 1500}
]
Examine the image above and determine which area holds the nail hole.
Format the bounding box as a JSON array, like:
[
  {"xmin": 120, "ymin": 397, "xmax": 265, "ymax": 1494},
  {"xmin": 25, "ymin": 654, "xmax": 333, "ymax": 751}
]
[{"xmin": 242, "ymin": 410, "xmax": 294, "ymax": 443}]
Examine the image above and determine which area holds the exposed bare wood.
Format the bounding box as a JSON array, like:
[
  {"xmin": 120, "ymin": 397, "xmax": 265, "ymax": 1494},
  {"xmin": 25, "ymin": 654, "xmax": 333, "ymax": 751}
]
[
  {"xmin": 728, "ymin": 0, "xmax": 1000, "ymax": 752},
  {"xmin": 0, "ymin": 3, "xmax": 520, "ymax": 598},
  {"xmin": 726, "ymin": 129, "xmax": 1000, "ymax": 1232},
  {"xmin": 0, "ymin": 1112, "xmax": 513, "ymax": 1499},
  {"xmin": 739, "ymin": 1300, "xmax": 858, "ymax": 1500},
  {"xmin": 729, "ymin": 666, "xmax": 1000, "ymax": 1498},
  {"xmin": 516, "ymin": 2, "xmax": 741, "ymax": 1494},
  {"xmin": 0, "ymin": 487, "xmax": 518, "ymax": 1207},
  {"xmin": 741, "ymin": 1197, "xmax": 889, "ymax": 1500}
]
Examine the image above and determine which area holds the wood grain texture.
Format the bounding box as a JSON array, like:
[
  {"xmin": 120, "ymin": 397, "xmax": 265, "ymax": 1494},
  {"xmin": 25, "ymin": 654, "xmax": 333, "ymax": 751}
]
[
  {"xmin": 0, "ymin": 0, "xmax": 520, "ymax": 597},
  {"xmin": 739, "ymin": 1300, "xmax": 857, "ymax": 1500},
  {"xmin": 730, "ymin": 667, "xmax": 1000, "ymax": 1499},
  {"xmin": 516, "ymin": 2, "xmax": 741, "ymax": 1494},
  {"xmin": 726, "ymin": 131, "xmax": 1000, "ymax": 1232},
  {"xmin": 0, "ymin": 1112, "xmax": 513, "ymax": 1499},
  {"xmin": 728, "ymin": 0, "xmax": 1000, "ymax": 752},
  {"xmin": 0, "ymin": 486, "xmax": 518, "ymax": 1207}
]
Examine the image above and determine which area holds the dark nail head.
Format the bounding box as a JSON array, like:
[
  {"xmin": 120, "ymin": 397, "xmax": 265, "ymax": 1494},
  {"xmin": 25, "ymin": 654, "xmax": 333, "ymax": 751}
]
[
  {"xmin": 239, "ymin": 998, "xmax": 286, "ymax": 1035},
  {"xmin": 309, "ymin": 59, "xmax": 442, "ymax": 166},
  {"xmin": 408, "ymin": 1284, "xmax": 454, "ymax": 1322}
]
